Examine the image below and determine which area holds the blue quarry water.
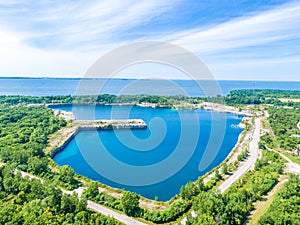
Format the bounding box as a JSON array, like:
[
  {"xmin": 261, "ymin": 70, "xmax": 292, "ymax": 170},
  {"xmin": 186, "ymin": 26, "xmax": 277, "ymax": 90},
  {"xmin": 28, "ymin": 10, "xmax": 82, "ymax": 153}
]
[
  {"xmin": 2, "ymin": 78, "xmax": 297, "ymax": 200},
  {"xmin": 52, "ymin": 105, "xmax": 243, "ymax": 201}
]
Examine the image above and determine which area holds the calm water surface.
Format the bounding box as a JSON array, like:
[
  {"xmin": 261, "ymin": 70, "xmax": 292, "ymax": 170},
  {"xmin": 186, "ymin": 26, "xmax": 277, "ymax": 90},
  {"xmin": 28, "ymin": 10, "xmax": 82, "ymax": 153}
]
[
  {"xmin": 2, "ymin": 78, "xmax": 297, "ymax": 199},
  {"xmin": 52, "ymin": 105, "xmax": 243, "ymax": 200},
  {"xmin": 1, "ymin": 78, "xmax": 300, "ymax": 97}
]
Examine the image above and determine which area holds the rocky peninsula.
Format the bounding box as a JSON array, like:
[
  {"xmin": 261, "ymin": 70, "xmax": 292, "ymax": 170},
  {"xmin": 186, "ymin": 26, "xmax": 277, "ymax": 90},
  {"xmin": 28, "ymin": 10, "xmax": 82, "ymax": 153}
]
[{"xmin": 47, "ymin": 119, "xmax": 147, "ymax": 157}]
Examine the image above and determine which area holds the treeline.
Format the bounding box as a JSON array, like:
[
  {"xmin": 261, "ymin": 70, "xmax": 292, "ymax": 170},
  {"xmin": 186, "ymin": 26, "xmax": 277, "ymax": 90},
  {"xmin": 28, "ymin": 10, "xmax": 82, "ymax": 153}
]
[
  {"xmin": 0, "ymin": 164, "xmax": 123, "ymax": 225},
  {"xmin": 224, "ymin": 89, "xmax": 300, "ymax": 107},
  {"xmin": 268, "ymin": 107, "xmax": 300, "ymax": 151},
  {"xmin": 0, "ymin": 95, "xmax": 74, "ymax": 105},
  {"xmin": 0, "ymin": 94, "xmax": 195, "ymax": 107},
  {"xmin": 259, "ymin": 174, "xmax": 300, "ymax": 224},
  {"xmin": 83, "ymin": 182, "xmax": 191, "ymax": 223},
  {"xmin": 2, "ymin": 89, "xmax": 300, "ymax": 108},
  {"xmin": 186, "ymin": 150, "xmax": 285, "ymax": 225}
]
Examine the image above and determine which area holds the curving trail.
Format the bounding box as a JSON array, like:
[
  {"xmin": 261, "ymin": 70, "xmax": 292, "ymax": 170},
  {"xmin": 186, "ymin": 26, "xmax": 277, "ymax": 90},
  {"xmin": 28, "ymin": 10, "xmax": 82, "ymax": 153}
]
[{"xmin": 267, "ymin": 147, "xmax": 300, "ymax": 176}]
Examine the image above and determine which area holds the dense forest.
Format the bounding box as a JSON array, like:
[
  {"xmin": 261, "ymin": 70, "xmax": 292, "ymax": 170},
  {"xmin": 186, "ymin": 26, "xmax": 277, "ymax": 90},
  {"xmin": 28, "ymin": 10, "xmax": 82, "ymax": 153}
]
[
  {"xmin": 0, "ymin": 164, "xmax": 122, "ymax": 225},
  {"xmin": 267, "ymin": 107, "xmax": 300, "ymax": 151},
  {"xmin": 224, "ymin": 89, "xmax": 300, "ymax": 107},
  {"xmin": 0, "ymin": 105, "xmax": 80, "ymax": 190},
  {"xmin": 0, "ymin": 94, "xmax": 192, "ymax": 107}
]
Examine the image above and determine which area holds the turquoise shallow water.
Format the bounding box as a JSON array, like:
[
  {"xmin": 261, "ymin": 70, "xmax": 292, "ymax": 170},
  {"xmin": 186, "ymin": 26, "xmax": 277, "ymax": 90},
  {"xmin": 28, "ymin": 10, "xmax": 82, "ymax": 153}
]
[{"xmin": 52, "ymin": 105, "xmax": 243, "ymax": 201}]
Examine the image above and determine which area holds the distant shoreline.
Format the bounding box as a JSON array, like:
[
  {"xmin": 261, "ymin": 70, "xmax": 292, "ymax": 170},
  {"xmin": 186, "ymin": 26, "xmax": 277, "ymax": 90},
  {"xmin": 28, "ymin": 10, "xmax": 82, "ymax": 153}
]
[
  {"xmin": 47, "ymin": 101, "xmax": 253, "ymax": 116},
  {"xmin": 1, "ymin": 76, "xmax": 300, "ymax": 82}
]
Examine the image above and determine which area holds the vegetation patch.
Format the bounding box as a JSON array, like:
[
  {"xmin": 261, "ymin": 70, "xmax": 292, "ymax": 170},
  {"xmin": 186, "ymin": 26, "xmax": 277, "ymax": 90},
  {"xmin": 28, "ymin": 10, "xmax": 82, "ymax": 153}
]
[
  {"xmin": 186, "ymin": 150, "xmax": 285, "ymax": 225},
  {"xmin": 0, "ymin": 164, "xmax": 123, "ymax": 225},
  {"xmin": 268, "ymin": 107, "xmax": 300, "ymax": 151},
  {"xmin": 258, "ymin": 174, "xmax": 300, "ymax": 224}
]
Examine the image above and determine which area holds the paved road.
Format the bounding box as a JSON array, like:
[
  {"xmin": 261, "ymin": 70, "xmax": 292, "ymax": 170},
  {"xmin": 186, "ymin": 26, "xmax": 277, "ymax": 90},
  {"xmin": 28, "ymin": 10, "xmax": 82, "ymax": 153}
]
[
  {"xmin": 181, "ymin": 117, "xmax": 262, "ymax": 225},
  {"xmin": 218, "ymin": 117, "xmax": 261, "ymax": 193},
  {"xmin": 87, "ymin": 201, "xmax": 147, "ymax": 225}
]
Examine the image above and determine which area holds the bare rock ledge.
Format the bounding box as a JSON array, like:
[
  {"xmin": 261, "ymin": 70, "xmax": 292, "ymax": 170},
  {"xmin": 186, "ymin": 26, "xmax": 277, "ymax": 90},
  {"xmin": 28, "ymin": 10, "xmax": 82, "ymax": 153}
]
[{"xmin": 51, "ymin": 119, "xmax": 147, "ymax": 157}]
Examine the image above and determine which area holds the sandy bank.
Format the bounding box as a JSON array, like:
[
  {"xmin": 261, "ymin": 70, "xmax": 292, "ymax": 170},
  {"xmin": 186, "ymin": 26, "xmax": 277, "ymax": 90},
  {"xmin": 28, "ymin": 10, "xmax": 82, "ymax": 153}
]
[
  {"xmin": 47, "ymin": 101, "xmax": 253, "ymax": 116},
  {"xmin": 196, "ymin": 102, "xmax": 253, "ymax": 116},
  {"xmin": 53, "ymin": 109, "xmax": 76, "ymax": 120}
]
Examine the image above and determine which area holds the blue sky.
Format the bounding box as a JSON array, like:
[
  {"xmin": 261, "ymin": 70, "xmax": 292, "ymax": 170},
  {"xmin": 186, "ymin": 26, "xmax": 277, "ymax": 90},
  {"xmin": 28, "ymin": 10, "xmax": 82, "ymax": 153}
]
[{"xmin": 0, "ymin": 0, "xmax": 299, "ymax": 80}]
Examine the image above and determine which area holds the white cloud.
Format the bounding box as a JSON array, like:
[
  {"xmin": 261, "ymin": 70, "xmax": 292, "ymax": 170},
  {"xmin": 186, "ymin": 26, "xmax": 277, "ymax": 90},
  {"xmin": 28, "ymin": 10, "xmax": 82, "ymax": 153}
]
[
  {"xmin": 10, "ymin": 0, "xmax": 180, "ymax": 49},
  {"xmin": 0, "ymin": 0, "xmax": 181, "ymax": 77},
  {"xmin": 154, "ymin": 1, "xmax": 300, "ymax": 81},
  {"xmin": 0, "ymin": 27, "xmax": 97, "ymax": 77},
  {"xmin": 167, "ymin": 1, "xmax": 300, "ymax": 54},
  {"xmin": 0, "ymin": 0, "xmax": 300, "ymax": 80},
  {"xmin": 210, "ymin": 57, "xmax": 300, "ymax": 81}
]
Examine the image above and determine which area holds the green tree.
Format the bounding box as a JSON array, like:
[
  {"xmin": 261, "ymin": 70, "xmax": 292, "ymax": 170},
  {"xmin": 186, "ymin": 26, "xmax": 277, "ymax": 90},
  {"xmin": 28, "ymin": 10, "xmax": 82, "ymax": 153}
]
[
  {"xmin": 222, "ymin": 163, "xmax": 228, "ymax": 175},
  {"xmin": 121, "ymin": 191, "xmax": 141, "ymax": 217},
  {"xmin": 85, "ymin": 182, "xmax": 99, "ymax": 199},
  {"xmin": 59, "ymin": 165, "xmax": 75, "ymax": 184},
  {"xmin": 15, "ymin": 191, "xmax": 26, "ymax": 204},
  {"xmin": 215, "ymin": 170, "xmax": 222, "ymax": 180},
  {"xmin": 180, "ymin": 181, "xmax": 200, "ymax": 200},
  {"xmin": 194, "ymin": 214, "xmax": 217, "ymax": 225},
  {"xmin": 27, "ymin": 157, "xmax": 48, "ymax": 175}
]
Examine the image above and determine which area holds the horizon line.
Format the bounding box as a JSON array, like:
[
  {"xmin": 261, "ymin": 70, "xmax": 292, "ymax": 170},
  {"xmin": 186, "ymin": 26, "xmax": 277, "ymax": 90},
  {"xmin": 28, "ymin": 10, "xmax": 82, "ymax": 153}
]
[{"xmin": 0, "ymin": 76, "xmax": 300, "ymax": 82}]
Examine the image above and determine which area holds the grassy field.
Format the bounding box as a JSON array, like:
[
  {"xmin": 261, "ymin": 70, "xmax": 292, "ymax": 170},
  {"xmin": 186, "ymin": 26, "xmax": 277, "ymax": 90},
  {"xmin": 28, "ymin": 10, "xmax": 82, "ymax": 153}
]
[
  {"xmin": 283, "ymin": 152, "xmax": 300, "ymax": 165},
  {"xmin": 278, "ymin": 98, "xmax": 300, "ymax": 103}
]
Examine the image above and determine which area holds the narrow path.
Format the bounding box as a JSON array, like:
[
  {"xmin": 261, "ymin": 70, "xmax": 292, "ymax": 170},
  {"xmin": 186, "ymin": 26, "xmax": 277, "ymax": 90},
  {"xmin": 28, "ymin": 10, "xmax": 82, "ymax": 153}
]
[
  {"xmin": 245, "ymin": 176, "xmax": 288, "ymax": 225},
  {"xmin": 218, "ymin": 117, "xmax": 261, "ymax": 193},
  {"xmin": 267, "ymin": 147, "xmax": 300, "ymax": 175}
]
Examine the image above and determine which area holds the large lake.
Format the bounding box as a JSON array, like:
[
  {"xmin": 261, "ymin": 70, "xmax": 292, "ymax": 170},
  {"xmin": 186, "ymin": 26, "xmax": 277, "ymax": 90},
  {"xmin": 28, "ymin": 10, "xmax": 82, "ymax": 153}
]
[
  {"xmin": 1, "ymin": 77, "xmax": 300, "ymax": 97},
  {"xmin": 52, "ymin": 105, "xmax": 243, "ymax": 201}
]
